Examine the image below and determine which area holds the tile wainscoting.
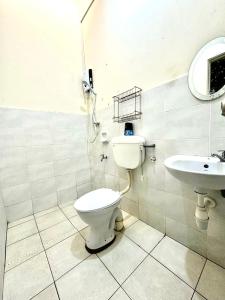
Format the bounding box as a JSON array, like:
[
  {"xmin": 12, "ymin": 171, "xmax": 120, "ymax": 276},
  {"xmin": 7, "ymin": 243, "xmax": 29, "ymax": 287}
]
[
  {"xmin": 0, "ymin": 108, "xmax": 92, "ymax": 222},
  {"xmin": 89, "ymin": 75, "xmax": 225, "ymax": 268}
]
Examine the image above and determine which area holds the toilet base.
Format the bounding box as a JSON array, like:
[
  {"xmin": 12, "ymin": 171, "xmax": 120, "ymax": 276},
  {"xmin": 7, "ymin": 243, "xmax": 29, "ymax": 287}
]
[{"xmin": 85, "ymin": 235, "xmax": 116, "ymax": 254}]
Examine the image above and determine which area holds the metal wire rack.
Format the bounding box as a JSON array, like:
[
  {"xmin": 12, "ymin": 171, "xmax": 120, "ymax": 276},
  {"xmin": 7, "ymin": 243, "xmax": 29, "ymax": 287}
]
[{"xmin": 113, "ymin": 86, "xmax": 142, "ymax": 123}]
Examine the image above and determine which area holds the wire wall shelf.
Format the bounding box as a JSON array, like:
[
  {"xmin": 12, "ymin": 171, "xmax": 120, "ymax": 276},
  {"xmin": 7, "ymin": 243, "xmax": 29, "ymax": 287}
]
[{"xmin": 113, "ymin": 86, "xmax": 142, "ymax": 123}]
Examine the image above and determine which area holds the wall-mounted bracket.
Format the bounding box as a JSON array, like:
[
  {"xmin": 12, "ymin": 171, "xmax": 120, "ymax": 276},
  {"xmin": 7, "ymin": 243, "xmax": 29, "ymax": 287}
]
[{"xmin": 144, "ymin": 144, "xmax": 156, "ymax": 148}]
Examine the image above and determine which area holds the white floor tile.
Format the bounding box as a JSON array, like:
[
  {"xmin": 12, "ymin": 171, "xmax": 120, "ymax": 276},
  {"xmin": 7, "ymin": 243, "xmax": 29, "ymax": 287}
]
[
  {"xmin": 124, "ymin": 220, "xmax": 164, "ymax": 252},
  {"xmin": 70, "ymin": 215, "xmax": 88, "ymax": 231},
  {"xmin": 3, "ymin": 252, "xmax": 53, "ymax": 300},
  {"xmin": 40, "ymin": 220, "xmax": 77, "ymax": 249},
  {"xmin": 98, "ymin": 233, "xmax": 147, "ymax": 284},
  {"xmin": 197, "ymin": 260, "xmax": 225, "ymax": 300},
  {"xmin": 46, "ymin": 233, "xmax": 90, "ymax": 280},
  {"xmin": 8, "ymin": 215, "xmax": 34, "ymax": 228},
  {"xmin": 35, "ymin": 210, "xmax": 67, "ymax": 231},
  {"xmin": 7, "ymin": 219, "xmax": 38, "ymax": 245},
  {"xmin": 61, "ymin": 205, "xmax": 77, "ymax": 218},
  {"xmin": 110, "ymin": 288, "xmax": 130, "ymax": 300},
  {"xmin": 151, "ymin": 236, "xmax": 206, "ymax": 288},
  {"xmin": 5, "ymin": 234, "xmax": 43, "ymax": 271},
  {"xmin": 56, "ymin": 255, "xmax": 119, "ymax": 300},
  {"xmin": 32, "ymin": 284, "xmax": 59, "ymax": 300},
  {"xmin": 123, "ymin": 256, "xmax": 193, "ymax": 300}
]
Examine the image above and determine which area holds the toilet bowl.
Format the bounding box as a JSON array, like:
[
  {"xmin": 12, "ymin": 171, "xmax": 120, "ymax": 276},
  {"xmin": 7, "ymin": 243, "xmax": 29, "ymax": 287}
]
[{"xmin": 74, "ymin": 188, "xmax": 123, "ymax": 253}]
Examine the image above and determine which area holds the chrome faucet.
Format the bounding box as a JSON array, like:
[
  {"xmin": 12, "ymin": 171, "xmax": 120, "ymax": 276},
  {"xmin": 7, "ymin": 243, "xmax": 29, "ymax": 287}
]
[
  {"xmin": 211, "ymin": 150, "xmax": 225, "ymax": 162},
  {"xmin": 100, "ymin": 154, "xmax": 107, "ymax": 162}
]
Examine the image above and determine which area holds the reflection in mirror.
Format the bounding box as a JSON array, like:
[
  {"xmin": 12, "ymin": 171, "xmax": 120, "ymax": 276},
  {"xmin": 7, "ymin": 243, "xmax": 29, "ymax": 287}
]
[
  {"xmin": 188, "ymin": 37, "xmax": 225, "ymax": 101},
  {"xmin": 209, "ymin": 53, "xmax": 225, "ymax": 94}
]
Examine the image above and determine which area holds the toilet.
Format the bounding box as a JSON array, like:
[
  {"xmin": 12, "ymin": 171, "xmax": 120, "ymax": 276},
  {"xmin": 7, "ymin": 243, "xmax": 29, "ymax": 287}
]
[{"xmin": 74, "ymin": 136, "xmax": 145, "ymax": 253}]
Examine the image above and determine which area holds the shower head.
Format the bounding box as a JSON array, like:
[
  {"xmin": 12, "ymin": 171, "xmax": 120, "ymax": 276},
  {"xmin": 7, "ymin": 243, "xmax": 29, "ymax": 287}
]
[{"xmin": 82, "ymin": 80, "xmax": 96, "ymax": 95}]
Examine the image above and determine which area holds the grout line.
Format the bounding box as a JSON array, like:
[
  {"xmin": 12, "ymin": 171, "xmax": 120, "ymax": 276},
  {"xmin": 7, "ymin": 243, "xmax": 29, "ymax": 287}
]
[
  {"xmin": 7, "ymin": 215, "xmax": 35, "ymax": 229},
  {"xmin": 149, "ymin": 255, "xmax": 195, "ymax": 291},
  {"xmin": 120, "ymin": 254, "xmax": 150, "ymax": 287},
  {"xmin": 149, "ymin": 234, "xmax": 166, "ymax": 254},
  {"xmin": 4, "ymin": 249, "xmax": 45, "ymax": 274},
  {"xmin": 193, "ymin": 258, "xmax": 207, "ymax": 291},
  {"xmin": 120, "ymin": 286, "xmax": 133, "ymax": 300},
  {"xmin": 108, "ymin": 286, "xmax": 132, "ymax": 300},
  {"xmin": 40, "ymin": 232, "xmax": 77, "ymax": 251},
  {"xmin": 33, "ymin": 213, "xmax": 61, "ymax": 300},
  {"xmin": 96, "ymin": 254, "xmax": 122, "ymax": 286},
  {"xmin": 190, "ymin": 289, "xmax": 196, "ymax": 300},
  {"xmin": 122, "ymin": 224, "xmax": 165, "ymax": 255},
  {"xmin": 53, "ymin": 281, "xmax": 61, "ymax": 300},
  {"xmin": 34, "ymin": 211, "xmax": 70, "ymax": 233},
  {"xmin": 54, "ymin": 254, "xmax": 91, "ymax": 282},
  {"xmin": 29, "ymin": 283, "xmax": 55, "ymax": 299},
  {"xmin": 34, "ymin": 206, "xmax": 59, "ymax": 219},
  {"xmin": 165, "ymin": 232, "xmax": 207, "ymax": 260},
  {"xmin": 120, "ymin": 287, "xmax": 132, "ymax": 300},
  {"xmin": 6, "ymin": 230, "xmax": 39, "ymax": 247},
  {"xmin": 203, "ymin": 256, "xmax": 225, "ymax": 271},
  {"xmin": 58, "ymin": 204, "xmax": 87, "ymax": 242},
  {"xmin": 107, "ymin": 287, "xmax": 122, "ymax": 300},
  {"xmin": 5, "ymin": 226, "xmax": 83, "ymax": 275}
]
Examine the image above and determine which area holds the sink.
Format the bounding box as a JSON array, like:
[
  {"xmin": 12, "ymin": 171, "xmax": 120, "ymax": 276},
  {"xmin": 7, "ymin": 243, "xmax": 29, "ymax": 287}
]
[{"xmin": 164, "ymin": 155, "xmax": 225, "ymax": 191}]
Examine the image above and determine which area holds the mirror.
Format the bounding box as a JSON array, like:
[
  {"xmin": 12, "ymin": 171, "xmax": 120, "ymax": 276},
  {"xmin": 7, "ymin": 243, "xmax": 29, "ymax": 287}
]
[{"xmin": 188, "ymin": 37, "xmax": 225, "ymax": 100}]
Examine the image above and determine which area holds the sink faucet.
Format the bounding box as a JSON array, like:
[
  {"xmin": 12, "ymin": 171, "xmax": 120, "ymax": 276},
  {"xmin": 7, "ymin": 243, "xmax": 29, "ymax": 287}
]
[
  {"xmin": 211, "ymin": 150, "xmax": 225, "ymax": 162},
  {"xmin": 100, "ymin": 154, "xmax": 107, "ymax": 162}
]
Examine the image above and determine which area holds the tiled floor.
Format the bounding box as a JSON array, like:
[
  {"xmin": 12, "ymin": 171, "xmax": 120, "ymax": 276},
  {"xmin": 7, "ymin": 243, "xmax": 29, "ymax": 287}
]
[{"xmin": 3, "ymin": 203, "xmax": 225, "ymax": 300}]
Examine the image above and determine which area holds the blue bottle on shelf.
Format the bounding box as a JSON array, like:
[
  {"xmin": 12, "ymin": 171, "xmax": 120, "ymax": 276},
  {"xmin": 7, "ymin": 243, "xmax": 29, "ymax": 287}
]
[{"xmin": 124, "ymin": 122, "xmax": 134, "ymax": 136}]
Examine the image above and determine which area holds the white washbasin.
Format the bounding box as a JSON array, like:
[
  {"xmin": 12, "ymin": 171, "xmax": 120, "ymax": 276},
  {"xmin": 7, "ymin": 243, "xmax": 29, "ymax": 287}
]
[{"xmin": 164, "ymin": 155, "xmax": 225, "ymax": 190}]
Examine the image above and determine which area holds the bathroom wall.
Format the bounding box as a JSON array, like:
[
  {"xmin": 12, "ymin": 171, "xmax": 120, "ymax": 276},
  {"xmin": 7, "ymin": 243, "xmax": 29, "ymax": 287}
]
[
  {"xmin": 89, "ymin": 75, "xmax": 225, "ymax": 269},
  {"xmin": 0, "ymin": 195, "xmax": 7, "ymax": 300},
  {"xmin": 0, "ymin": 0, "xmax": 84, "ymax": 113},
  {"xmin": 0, "ymin": 108, "xmax": 91, "ymax": 222},
  {"xmin": 82, "ymin": 0, "xmax": 225, "ymax": 109}
]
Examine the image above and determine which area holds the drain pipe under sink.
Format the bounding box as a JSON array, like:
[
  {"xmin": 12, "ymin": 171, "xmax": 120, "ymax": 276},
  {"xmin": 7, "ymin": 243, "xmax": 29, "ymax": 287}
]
[
  {"xmin": 110, "ymin": 170, "xmax": 132, "ymax": 232},
  {"xmin": 195, "ymin": 193, "xmax": 216, "ymax": 230}
]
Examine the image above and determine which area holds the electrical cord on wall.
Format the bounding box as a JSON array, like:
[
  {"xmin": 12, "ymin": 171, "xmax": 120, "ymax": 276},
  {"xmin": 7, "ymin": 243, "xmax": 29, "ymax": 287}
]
[
  {"xmin": 89, "ymin": 92, "xmax": 100, "ymax": 143},
  {"xmin": 81, "ymin": 82, "xmax": 100, "ymax": 143}
]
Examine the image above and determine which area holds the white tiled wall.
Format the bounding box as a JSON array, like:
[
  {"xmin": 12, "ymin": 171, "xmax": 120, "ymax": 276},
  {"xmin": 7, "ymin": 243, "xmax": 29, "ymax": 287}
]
[
  {"xmin": 89, "ymin": 75, "xmax": 225, "ymax": 268},
  {"xmin": 0, "ymin": 108, "xmax": 92, "ymax": 222},
  {"xmin": 0, "ymin": 195, "xmax": 7, "ymax": 300}
]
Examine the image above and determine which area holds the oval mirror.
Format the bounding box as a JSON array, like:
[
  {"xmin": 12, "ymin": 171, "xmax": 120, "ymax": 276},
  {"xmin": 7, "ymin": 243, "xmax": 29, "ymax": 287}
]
[{"xmin": 188, "ymin": 37, "xmax": 225, "ymax": 100}]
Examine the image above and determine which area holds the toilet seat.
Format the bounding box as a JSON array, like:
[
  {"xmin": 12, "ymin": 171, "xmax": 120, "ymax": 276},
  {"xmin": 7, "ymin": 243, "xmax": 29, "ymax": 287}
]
[{"xmin": 75, "ymin": 188, "xmax": 121, "ymax": 212}]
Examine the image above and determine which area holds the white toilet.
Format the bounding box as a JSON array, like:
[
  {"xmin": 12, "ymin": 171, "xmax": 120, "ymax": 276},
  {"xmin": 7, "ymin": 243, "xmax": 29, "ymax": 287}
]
[{"xmin": 74, "ymin": 136, "xmax": 145, "ymax": 253}]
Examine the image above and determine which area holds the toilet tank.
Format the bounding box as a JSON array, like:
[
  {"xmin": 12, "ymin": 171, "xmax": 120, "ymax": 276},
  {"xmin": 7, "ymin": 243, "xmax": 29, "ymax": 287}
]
[{"xmin": 111, "ymin": 136, "xmax": 145, "ymax": 169}]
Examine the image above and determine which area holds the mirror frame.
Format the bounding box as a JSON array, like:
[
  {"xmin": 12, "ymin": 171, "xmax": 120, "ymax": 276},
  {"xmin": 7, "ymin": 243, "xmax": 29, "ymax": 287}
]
[{"xmin": 188, "ymin": 37, "xmax": 225, "ymax": 101}]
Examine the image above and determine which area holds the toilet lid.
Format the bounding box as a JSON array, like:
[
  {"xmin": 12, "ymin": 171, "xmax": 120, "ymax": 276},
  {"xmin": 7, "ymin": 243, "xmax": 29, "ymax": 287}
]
[{"xmin": 74, "ymin": 188, "xmax": 121, "ymax": 212}]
